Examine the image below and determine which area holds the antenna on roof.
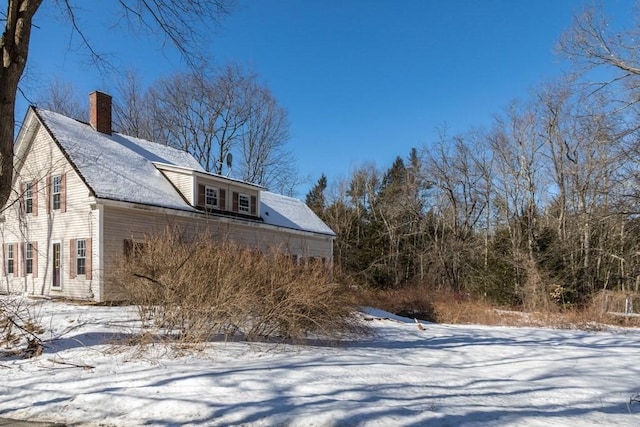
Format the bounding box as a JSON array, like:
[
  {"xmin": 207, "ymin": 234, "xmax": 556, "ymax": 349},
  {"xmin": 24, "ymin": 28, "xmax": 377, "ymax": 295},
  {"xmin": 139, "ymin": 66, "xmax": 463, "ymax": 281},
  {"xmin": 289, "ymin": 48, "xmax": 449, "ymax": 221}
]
[{"xmin": 225, "ymin": 153, "xmax": 233, "ymax": 177}]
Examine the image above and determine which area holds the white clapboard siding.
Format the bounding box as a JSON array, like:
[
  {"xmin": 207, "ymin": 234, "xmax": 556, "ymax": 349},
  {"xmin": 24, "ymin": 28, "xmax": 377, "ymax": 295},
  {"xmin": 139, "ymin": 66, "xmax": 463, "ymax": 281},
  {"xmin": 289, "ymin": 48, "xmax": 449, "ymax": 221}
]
[
  {"xmin": 159, "ymin": 168, "xmax": 195, "ymax": 205},
  {"xmin": 1, "ymin": 123, "xmax": 98, "ymax": 300}
]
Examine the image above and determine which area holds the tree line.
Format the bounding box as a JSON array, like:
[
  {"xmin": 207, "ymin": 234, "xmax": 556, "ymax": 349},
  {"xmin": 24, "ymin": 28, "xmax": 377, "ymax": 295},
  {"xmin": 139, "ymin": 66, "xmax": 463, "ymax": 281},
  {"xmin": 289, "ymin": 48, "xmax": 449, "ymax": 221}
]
[{"xmin": 307, "ymin": 4, "xmax": 640, "ymax": 309}]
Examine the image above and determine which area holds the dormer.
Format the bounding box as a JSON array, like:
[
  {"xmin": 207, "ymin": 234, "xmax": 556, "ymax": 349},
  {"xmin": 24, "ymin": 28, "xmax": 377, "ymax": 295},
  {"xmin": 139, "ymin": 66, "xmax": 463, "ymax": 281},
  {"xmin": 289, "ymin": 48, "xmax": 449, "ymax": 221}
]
[
  {"xmin": 153, "ymin": 163, "xmax": 263, "ymax": 219},
  {"xmin": 194, "ymin": 172, "xmax": 262, "ymax": 218}
]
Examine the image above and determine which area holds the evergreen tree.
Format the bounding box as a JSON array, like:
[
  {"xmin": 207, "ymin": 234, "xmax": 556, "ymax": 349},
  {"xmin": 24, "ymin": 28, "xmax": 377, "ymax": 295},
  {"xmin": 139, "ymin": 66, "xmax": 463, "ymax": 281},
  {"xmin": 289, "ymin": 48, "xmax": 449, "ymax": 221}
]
[{"xmin": 305, "ymin": 174, "xmax": 327, "ymax": 217}]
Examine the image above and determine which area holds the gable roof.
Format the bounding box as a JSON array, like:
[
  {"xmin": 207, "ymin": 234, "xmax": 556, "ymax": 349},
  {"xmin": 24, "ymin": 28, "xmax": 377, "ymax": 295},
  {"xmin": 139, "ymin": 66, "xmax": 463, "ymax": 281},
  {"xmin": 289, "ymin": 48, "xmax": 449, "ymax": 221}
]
[
  {"xmin": 28, "ymin": 107, "xmax": 334, "ymax": 237},
  {"xmin": 34, "ymin": 107, "xmax": 199, "ymax": 211}
]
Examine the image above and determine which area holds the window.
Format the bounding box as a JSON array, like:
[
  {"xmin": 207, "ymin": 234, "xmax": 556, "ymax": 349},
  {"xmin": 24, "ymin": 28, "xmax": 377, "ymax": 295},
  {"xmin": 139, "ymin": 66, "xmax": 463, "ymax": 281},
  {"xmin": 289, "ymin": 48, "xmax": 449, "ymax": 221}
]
[
  {"xmin": 52, "ymin": 175, "xmax": 61, "ymax": 210},
  {"xmin": 70, "ymin": 238, "xmax": 91, "ymax": 280},
  {"xmin": 238, "ymin": 193, "xmax": 250, "ymax": 213},
  {"xmin": 76, "ymin": 239, "xmax": 86, "ymax": 275},
  {"xmin": 25, "ymin": 243, "xmax": 33, "ymax": 275},
  {"xmin": 6, "ymin": 244, "xmax": 14, "ymax": 275},
  {"xmin": 52, "ymin": 242, "xmax": 61, "ymax": 288},
  {"xmin": 205, "ymin": 186, "xmax": 218, "ymax": 208},
  {"xmin": 25, "ymin": 183, "xmax": 33, "ymax": 214},
  {"xmin": 124, "ymin": 239, "xmax": 146, "ymax": 259}
]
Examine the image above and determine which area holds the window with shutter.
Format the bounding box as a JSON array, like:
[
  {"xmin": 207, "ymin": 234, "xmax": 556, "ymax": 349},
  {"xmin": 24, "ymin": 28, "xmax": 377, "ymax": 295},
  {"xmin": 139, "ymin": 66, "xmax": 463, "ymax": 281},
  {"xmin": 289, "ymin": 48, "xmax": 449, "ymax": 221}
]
[
  {"xmin": 25, "ymin": 183, "xmax": 33, "ymax": 214},
  {"xmin": 205, "ymin": 186, "xmax": 218, "ymax": 209},
  {"xmin": 76, "ymin": 239, "xmax": 86, "ymax": 275},
  {"xmin": 25, "ymin": 243, "xmax": 33, "ymax": 275},
  {"xmin": 52, "ymin": 175, "xmax": 62, "ymax": 210},
  {"xmin": 238, "ymin": 193, "xmax": 250, "ymax": 213},
  {"xmin": 5, "ymin": 244, "xmax": 14, "ymax": 275}
]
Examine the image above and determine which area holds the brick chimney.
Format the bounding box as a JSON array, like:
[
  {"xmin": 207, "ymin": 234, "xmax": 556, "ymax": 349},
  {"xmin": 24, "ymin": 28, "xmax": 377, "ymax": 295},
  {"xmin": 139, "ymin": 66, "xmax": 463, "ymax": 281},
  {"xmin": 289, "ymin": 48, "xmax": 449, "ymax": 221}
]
[{"xmin": 89, "ymin": 91, "xmax": 112, "ymax": 135}]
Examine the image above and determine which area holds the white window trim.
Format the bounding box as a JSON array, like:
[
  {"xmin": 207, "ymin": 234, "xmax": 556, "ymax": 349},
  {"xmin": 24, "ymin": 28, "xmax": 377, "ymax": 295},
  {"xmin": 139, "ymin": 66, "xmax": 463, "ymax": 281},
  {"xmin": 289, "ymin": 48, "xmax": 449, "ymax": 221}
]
[
  {"xmin": 205, "ymin": 186, "xmax": 219, "ymax": 209},
  {"xmin": 52, "ymin": 240, "xmax": 62, "ymax": 289},
  {"xmin": 6, "ymin": 243, "xmax": 14, "ymax": 276},
  {"xmin": 25, "ymin": 243, "xmax": 33, "ymax": 275},
  {"xmin": 238, "ymin": 193, "xmax": 250, "ymax": 213},
  {"xmin": 52, "ymin": 175, "xmax": 62, "ymax": 210},
  {"xmin": 77, "ymin": 239, "xmax": 87, "ymax": 276},
  {"xmin": 25, "ymin": 182, "xmax": 33, "ymax": 214}
]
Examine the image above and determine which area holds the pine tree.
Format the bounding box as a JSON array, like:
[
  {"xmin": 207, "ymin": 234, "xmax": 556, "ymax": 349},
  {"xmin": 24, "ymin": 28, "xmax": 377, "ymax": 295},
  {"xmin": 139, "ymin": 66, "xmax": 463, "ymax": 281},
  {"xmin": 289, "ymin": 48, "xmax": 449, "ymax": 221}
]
[{"xmin": 305, "ymin": 174, "xmax": 327, "ymax": 217}]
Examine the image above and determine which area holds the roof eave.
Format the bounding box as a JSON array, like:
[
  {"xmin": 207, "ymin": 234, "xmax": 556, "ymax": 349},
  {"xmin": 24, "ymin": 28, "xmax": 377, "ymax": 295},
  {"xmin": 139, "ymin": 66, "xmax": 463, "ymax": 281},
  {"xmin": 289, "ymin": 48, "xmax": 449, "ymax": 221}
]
[{"xmin": 31, "ymin": 107, "xmax": 98, "ymax": 198}]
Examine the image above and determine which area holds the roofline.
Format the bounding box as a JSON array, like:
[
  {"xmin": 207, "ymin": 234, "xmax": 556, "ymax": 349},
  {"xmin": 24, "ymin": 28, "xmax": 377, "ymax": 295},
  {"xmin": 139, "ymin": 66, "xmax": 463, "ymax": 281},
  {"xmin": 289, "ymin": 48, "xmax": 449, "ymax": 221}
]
[
  {"xmin": 31, "ymin": 107, "xmax": 98, "ymax": 198},
  {"xmin": 153, "ymin": 162, "xmax": 265, "ymax": 190},
  {"xmin": 25, "ymin": 108, "xmax": 333, "ymax": 239},
  {"xmin": 13, "ymin": 107, "xmax": 39, "ymax": 185}
]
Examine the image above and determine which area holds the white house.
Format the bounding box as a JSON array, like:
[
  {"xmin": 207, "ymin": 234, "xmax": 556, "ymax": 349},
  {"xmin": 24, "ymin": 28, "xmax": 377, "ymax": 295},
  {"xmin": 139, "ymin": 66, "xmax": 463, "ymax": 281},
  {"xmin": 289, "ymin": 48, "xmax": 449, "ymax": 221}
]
[{"xmin": 1, "ymin": 91, "xmax": 334, "ymax": 302}]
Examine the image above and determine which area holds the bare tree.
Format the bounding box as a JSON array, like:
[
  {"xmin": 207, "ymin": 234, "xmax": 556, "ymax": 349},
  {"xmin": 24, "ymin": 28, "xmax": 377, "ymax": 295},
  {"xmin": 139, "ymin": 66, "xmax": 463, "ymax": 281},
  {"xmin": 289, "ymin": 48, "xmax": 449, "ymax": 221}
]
[
  {"xmin": 323, "ymin": 177, "xmax": 358, "ymax": 272},
  {"xmin": 1, "ymin": 0, "xmax": 43, "ymax": 212},
  {"xmin": 113, "ymin": 70, "xmax": 155, "ymax": 139},
  {"xmin": 426, "ymin": 135, "xmax": 488, "ymax": 292},
  {"xmin": 146, "ymin": 71, "xmax": 218, "ymax": 169},
  {"xmin": 1, "ymin": 0, "xmax": 233, "ymax": 212},
  {"xmin": 561, "ymin": 3, "xmax": 639, "ymax": 72},
  {"xmin": 239, "ymin": 85, "xmax": 294, "ymax": 191},
  {"xmin": 34, "ymin": 79, "xmax": 86, "ymax": 120},
  {"xmin": 141, "ymin": 65, "xmax": 297, "ymax": 190},
  {"xmin": 146, "ymin": 66, "xmax": 250, "ymax": 174},
  {"xmin": 489, "ymin": 99, "xmax": 549, "ymax": 309}
]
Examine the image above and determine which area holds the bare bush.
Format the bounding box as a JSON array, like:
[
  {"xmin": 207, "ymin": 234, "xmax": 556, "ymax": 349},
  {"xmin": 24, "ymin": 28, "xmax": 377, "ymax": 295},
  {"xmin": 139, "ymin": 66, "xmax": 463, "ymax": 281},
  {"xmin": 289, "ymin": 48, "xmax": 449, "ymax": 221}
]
[
  {"xmin": 0, "ymin": 296, "xmax": 44, "ymax": 357},
  {"xmin": 109, "ymin": 227, "xmax": 364, "ymax": 344}
]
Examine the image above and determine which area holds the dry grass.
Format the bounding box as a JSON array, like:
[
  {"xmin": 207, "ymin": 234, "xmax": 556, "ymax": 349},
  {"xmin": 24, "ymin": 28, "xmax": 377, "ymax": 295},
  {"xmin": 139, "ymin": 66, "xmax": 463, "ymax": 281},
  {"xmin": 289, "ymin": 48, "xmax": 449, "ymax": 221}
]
[
  {"xmin": 355, "ymin": 285, "xmax": 640, "ymax": 330},
  {"xmin": 109, "ymin": 227, "xmax": 364, "ymax": 344},
  {"xmin": 356, "ymin": 285, "xmax": 500, "ymax": 324}
]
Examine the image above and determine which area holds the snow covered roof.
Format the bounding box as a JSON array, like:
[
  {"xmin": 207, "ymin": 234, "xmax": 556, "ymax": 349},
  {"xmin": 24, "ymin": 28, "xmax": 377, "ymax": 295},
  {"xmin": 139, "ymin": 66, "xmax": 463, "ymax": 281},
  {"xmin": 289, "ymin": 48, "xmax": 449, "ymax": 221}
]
[
  {"xmin": 260, "ymin": 191, "xmax": 335, "ymax": 236},
  {"xmin": 30, "ymin": 107, "xmax": 335, "ymax": 237},
  {"xmin": 34, "ymin": 108, "xmax": 199, "ymax": 211}
]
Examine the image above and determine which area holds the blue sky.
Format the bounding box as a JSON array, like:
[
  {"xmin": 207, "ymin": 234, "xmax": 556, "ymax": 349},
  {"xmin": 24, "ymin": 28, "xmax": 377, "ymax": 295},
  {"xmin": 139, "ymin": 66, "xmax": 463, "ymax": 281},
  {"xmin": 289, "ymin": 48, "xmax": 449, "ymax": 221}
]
[{"xmin": 18, "ymin": 0, "xmax": 633, "ymax": 195}]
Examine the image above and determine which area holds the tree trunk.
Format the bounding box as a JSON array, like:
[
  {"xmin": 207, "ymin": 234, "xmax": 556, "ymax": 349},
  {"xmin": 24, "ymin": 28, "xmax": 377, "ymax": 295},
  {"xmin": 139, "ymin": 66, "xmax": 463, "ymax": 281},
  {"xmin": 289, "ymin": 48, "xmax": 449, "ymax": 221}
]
[{"xmin": 1, "ymin": 0, "xmax": 43, "ymax": 209}]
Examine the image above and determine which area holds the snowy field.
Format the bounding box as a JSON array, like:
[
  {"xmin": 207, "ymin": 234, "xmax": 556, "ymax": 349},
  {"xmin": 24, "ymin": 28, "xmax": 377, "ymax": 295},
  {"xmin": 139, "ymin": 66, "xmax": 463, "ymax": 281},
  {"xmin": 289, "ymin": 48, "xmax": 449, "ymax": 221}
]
[{"xmin": 1, "ymin": 299, "xmax": 640, "ymax": 426}]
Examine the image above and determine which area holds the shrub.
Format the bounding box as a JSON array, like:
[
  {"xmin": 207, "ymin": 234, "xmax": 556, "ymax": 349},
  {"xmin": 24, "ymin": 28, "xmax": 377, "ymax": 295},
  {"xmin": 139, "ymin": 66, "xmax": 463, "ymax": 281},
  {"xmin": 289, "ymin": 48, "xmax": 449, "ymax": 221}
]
[{"xmin": 109, "ymin": 227, "xmax": 364, "ymax": 344}]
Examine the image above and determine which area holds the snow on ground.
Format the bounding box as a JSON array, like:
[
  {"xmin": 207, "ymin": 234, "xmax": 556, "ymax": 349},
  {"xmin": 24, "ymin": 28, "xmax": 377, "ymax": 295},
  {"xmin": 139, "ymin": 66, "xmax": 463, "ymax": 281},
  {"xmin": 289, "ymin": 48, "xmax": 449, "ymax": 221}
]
[{"xmin": 1, "ymin": 299, "xmax": 640, "ymax": 426}]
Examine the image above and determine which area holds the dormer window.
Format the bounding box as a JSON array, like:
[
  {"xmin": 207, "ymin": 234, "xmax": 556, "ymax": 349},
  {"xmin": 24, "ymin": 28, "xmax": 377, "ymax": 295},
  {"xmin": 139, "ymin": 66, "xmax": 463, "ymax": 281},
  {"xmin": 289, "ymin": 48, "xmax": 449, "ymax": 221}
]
[
  {"xmin": 238, "ymin": 193, "xmax": 250, "ymax": 214},
  {"xmin": 205, "ymin": 186, "xmax": 219, "ymax": 209},
  {"xmin": 197, "ymin": 183, "xmax": 226, "ymax": 211}
]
